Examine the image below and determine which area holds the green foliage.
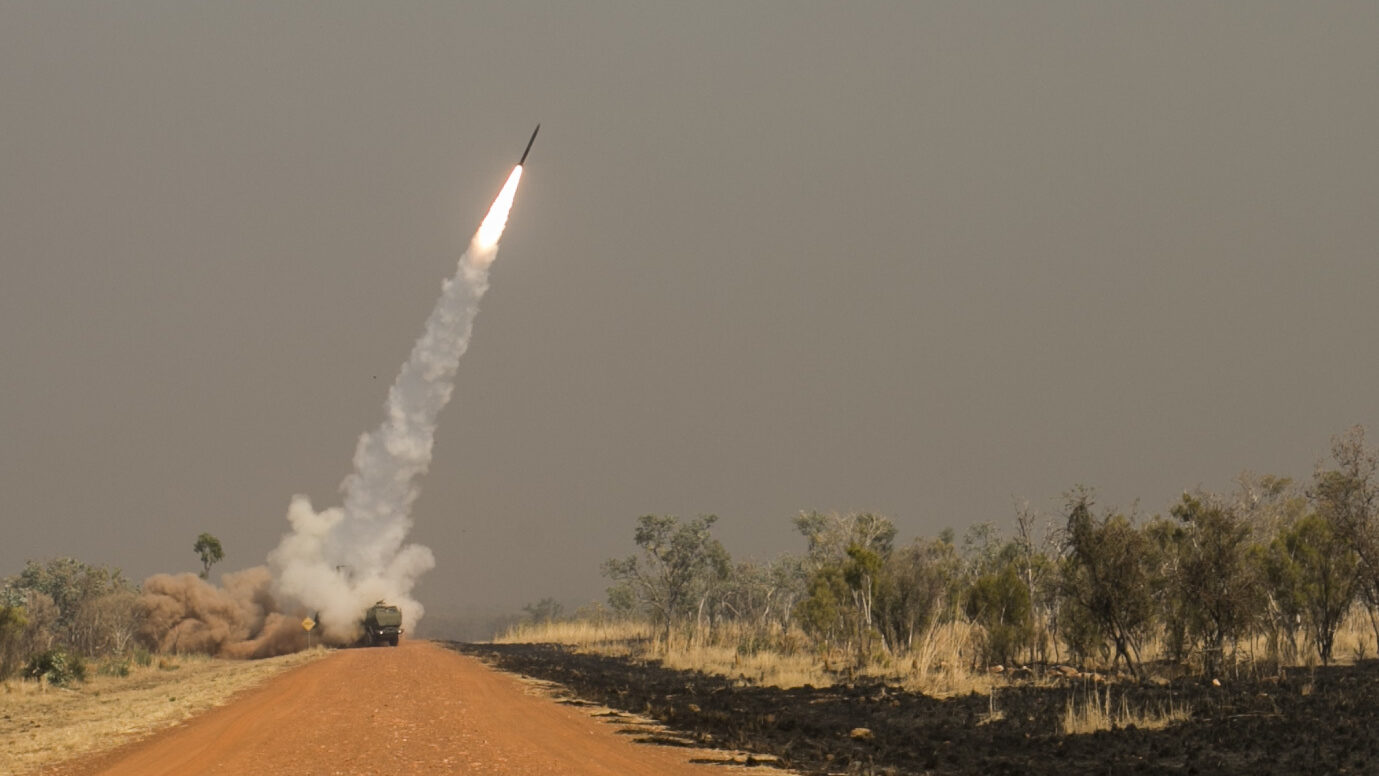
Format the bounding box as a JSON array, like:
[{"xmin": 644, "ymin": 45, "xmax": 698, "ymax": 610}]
[
  {"xmin": 790, "ymin": 513, "xmax": 901, "ymax": 665},
  {"xmin": 1056, "ymin": 582, "xmax": 1110, "ymax": 665},
  {"xmin": 795, "ymin": 512, "xmax": 896, "ymax": 567},
  {"xmin": 97, "ymin": 655, "xmax": 132, "ymax": 677},
  {"xmin": 794, "ymin": 564, "xmax": 848, "ymax": 644},
  {"xmin": 1264, "ymin": 513, "xmax": 1357, "ymax": 665},
  {"xmin": 1311, "ymin": 427, "xmax": 1379, "ymax": 648},
  {"xmin": 965, "ymin": 562, "xmax": 1032, "ymax": 667},
  {"xmin": 0, "ymin": 602, "xmax": 29, "ymax": 680},
  {"xmin": 193, "ymin": 533, "xmax": 225, "ymax": 580},
  {"xmin": 605, "ymin": 581, "xmax": 637, "ymax": 616},
  {"xmin": 3, "ymin": 558, "xmax": 136, "ymax": 661},
  {"xmin": 1143, "ymin": 516, "xmax": 1191, "ymax": 663},
  {"xmin": 7, "ymin": 558, "xmax": 132, "ymax": 633},
  {"xmin": 521, "ymin": 597, "xmax": 565, "ymax": 624},
  {"xmin": 1058, "ymin": 490, "xmax": 1155, "ymax": 677},
  {"xmin": 843, "ymin": 544, "xmax": 883, "ymax": 589},
  {"xmin": 842, "ymin": 543, "xmax": 885, "ymax": 664},
  {"xmin": 24, "ymin": 648, "xmax": 87, "ymax": 686},
  {"xmin": 1162, "ymin": 492, "xmax": 1265, "ymax": 675},
  {"xmin": 602, "ymin": 515, "xmax": 730, "ymax": 642},
  {"xmin": 1311, "ymin": 427, "xmax": 1379, "ymax": 546},
  {"xmin": 584, "ymin": 426, "xmax": 1379, "ymax": 679},
  {"xmin": 876, "ymin": 535, "xmax": 960, "ymax": 653},
  {"xmin": 959, "ymin": 524, "xmax": 1042, "ymax": 666}
]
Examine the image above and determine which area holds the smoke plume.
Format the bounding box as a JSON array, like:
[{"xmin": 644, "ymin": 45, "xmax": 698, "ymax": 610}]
[{"xmin": 141, "ymin": 165, "xmax": 527, "ymax": 652}]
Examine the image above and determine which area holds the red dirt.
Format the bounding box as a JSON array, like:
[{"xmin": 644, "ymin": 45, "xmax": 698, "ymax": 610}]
[{"xmin": 45, "ymin": 641, "xmax": 758, "ymax": 776}]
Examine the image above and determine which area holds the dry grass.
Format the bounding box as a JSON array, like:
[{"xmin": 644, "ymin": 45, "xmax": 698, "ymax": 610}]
[
  {"xmin": 496, "ymin": 618, "xmax": 1007, "ymax": 697},
  {"xmin": 1333, "ymin": 610, "xmax": 1375, "ymax": 663},
  {"xmin": 1185, "ymin": 609, "xmax": 1378, "ymax": 677},
  {"xmin": 0, "ymin": 647, "xmax": 330, "ymax": 775},
  {"xmin": 1060, "ymin": 682, "xmax": 1191, "ymax": 735},
  {"xmin": 499, "ymin": 613, "xmax": 1378, "ymax": 704},
  {"xmin": 498, "ymin": 620, "xmax": 833, "ymax": 687},
  {"xmin": 495, "ymin": 619, "xmax": 654, "ymax": 653},
  {"xmin": 886, "ymin": 620, "xmax": 1001, "ymax": 698},
  {"xmin": 659, "ymin": 642, "xmax": 829, "ymax": 689}
]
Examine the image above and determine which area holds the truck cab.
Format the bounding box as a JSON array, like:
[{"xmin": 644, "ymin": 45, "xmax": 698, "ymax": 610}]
[{"xmin": 361, "ymin": 602, "xmax": 403, "ymax": 647}]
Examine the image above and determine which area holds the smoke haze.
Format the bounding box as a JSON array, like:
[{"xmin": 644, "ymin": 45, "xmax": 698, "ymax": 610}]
[{"xmin": 140, "ymin": 166, "xmax": 527, "ymax": 653}]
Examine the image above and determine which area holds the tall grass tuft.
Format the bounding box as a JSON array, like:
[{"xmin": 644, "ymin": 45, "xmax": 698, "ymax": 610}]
[{"xmin": 1060, "ymin": 681, "xmax": 1190, "ymax": 735}]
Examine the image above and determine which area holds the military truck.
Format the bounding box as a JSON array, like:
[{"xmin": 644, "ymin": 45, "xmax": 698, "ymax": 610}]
[{"xmin": 360, "ymin": 601, "xmax": 403, "ymax": 647}]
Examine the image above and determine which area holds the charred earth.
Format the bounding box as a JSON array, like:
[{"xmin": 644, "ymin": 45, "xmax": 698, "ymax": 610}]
[{"xmin": 451, "ymin": 643, "xmax": 1379, "ymax": 775}]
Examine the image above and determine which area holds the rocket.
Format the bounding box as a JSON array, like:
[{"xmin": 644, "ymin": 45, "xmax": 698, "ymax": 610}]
[{"xmin": 519, "ymin": 124, "xmax": 540, "ymax": 166}]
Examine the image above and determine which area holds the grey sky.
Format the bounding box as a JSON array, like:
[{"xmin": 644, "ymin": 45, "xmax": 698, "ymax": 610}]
[{"xmin": 3, "ymin": 2, "xmax": 1376, "ymax": 626}]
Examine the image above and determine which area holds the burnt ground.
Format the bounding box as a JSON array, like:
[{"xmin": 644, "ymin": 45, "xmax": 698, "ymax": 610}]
[{"xmin": 449, "ymin": 642, "xmax": 1379, "ymax": 775}]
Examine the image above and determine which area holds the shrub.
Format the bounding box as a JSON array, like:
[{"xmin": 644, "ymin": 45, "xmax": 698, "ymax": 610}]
[
  {"xmin": 24, "ymin": 649, "xmax": 87, "ymax": 686},
  {"xmin": 964, "ymin": 563, "xmax": 1032, "ymax": 667},
  {"xmin": 97, "ymin": 656, "xmax": 132, "ymax": 677}
]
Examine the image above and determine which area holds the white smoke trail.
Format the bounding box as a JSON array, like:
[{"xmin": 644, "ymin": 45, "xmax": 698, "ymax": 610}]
[{"xmin": 267, "ymin": 166, "xmax": 526, "ymax": 641}]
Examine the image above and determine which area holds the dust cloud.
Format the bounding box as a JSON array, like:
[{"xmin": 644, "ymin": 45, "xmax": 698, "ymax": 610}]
[{"xmin": 137, "ymin": 568, "xmax": 307, "ymax": 658}]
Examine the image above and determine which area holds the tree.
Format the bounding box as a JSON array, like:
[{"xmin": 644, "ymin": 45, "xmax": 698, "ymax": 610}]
[
  {"xmin": 71, "ymin": 591, "xmax": 140, "ymax": 656},
  {"xmin": 3, "ymin": 559, "xmax": 134, "ymax": 663},
  {"xmin": 1163, "ymin": 492, "xmax": 1264, "ymax": 676},
  {"xmin": 964, "ymin": 559, "xmax": 1032, "ymax": 667},
  {"xmin": 794, "ymin": 563, "xmax": 849, "ymax": 648},
  {"xmin": 1235, "ymin": 474, "xmax": 1310, "ymax": 663},
  {"xmin": 1143, "ymin": 515, "xmax": 1191, "ymax": 663},
  {"xmin": 601, "ymin": 515, "xmax": 730, "ymax": 645},
  {"xmin": 1011, "ymin": 503, "xmax": 1059, "ymax": 664},
  {"xmin": 794, "ymin": 512, "xmax": 896, "ymax": 570},
  {"xmin": 193, "ymin": 533, "xmax": 224, "ymax": 579},
  {"xmin": 1057, "ymin": 489, "xmax": 1155, "ymax": 677},
  {"xmin": 0, "ymin": 593, "xmax": 28, "ymax": 680},
  {"xmin": 877, "ymin": 535, "xmax": 960, "ymax": 655},
  {"xmin": 1311, "ymin": 427, "xmax": 1379, "ymax": 644},
  {"xmin": 792, "ymin": 512, "xmax": 898, "ymax": 662},
  {"xmin": 1264, "ymin": 513, "xmax": 1357, "ymax": 665},
  {"xmin": 843, "ymin": 542, "xmax": 885, "ymax": 665},
  {"xmin": 7, "ymin": 558, "xmax": 131, "ymax": 646},
  {"xmin": 1313, "ymin": 427, "xmax": 1379, "ymax": 546},
  {"xmin": 717, "ymin": 556, "xmax": 806, "ymax": 641},
  {"xmin": 521, "ymin": 597, "xmax": 564, "ymax": 625}
]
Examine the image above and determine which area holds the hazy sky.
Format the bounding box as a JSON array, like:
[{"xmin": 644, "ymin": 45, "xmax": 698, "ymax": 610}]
[{"xmin": 3, "ymin": 2, "xmax": 1377, "ymax": 626}]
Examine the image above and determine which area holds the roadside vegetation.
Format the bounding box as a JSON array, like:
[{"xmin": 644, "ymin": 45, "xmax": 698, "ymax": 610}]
[
  {"xmin": 0, "ymin": 532, "xmax": 340, "ymax": 773},
  {"xmin": 0, "ymin": 533, "xmax": 229, "ymax": 686},
  {"xmin": 0, "ymin": 646, "xmax": 326, "ymax": 775},
  {"xmin": 504, "ymin": 426, "xmax": 1379, "ymax": 717}
]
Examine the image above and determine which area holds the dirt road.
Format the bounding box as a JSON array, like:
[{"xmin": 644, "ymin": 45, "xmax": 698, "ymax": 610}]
[{"xmin": 47, "ymin": 641, "xmax": 756, "ymax": 776}]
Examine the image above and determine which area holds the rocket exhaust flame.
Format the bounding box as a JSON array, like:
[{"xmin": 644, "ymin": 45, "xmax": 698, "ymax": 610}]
[
  {"xmin": 140, "ymin": 153, "xmax": 529, "ymax": 653},
  {"xmin": 475, "ymin": 166, "xmax": 524, "ymax": 253}
]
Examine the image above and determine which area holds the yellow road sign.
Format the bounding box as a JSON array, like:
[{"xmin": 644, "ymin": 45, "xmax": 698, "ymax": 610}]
[{"xmin": 302, "ymin": 617, "xmax": 315, "ymax": 631}]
